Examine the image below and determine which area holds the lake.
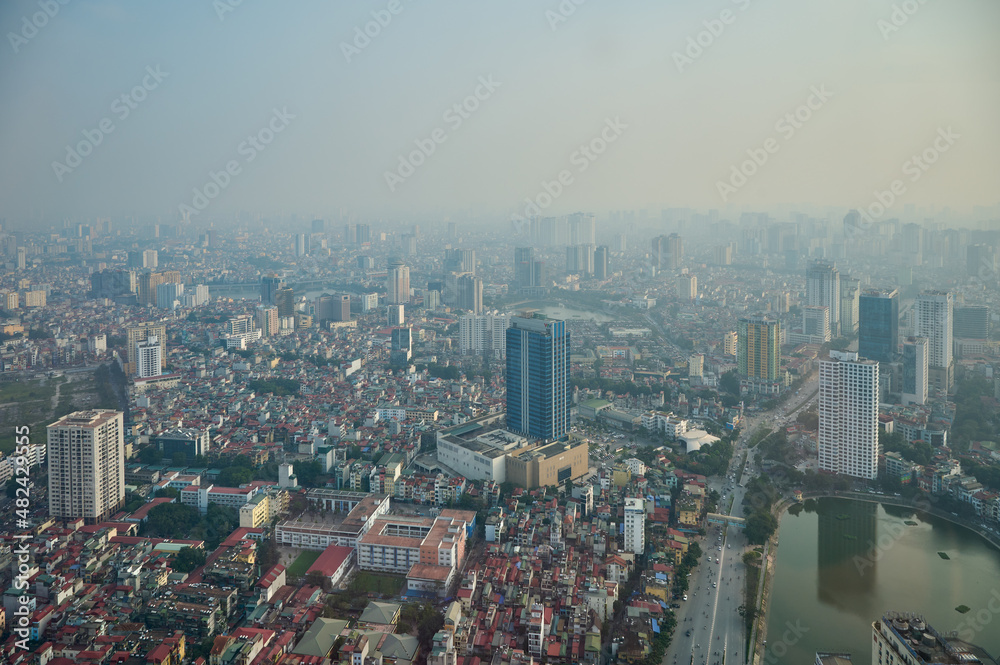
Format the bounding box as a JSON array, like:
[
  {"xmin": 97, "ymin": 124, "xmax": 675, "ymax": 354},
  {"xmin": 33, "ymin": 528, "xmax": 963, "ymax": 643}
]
[{"xmin": 765, "ymin": 497, "xmax": 1000, "ymax": 665}]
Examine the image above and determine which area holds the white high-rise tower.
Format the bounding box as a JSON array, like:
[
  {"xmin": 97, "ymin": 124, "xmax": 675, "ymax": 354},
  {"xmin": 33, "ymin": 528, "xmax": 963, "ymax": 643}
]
[{"xmin": 818, "ymin": 351, "xmax": 879, "ymax": 480}]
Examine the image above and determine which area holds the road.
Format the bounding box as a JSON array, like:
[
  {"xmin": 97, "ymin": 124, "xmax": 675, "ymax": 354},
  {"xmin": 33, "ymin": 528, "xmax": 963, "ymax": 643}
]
[{"xmin": 662, "ymin": 375, "xmax": 818, "ymax": 665}]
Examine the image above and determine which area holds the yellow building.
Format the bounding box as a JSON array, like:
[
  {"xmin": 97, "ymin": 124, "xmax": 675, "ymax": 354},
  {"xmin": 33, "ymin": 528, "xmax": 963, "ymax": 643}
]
[
  {"xmin": 678, "ymin": 501, "xmax": 701, "ymax": 527},
  {"xmin": 612, "ymin": 463, "xmax": 632, "ymax": 488},
  {"xmin": 238, "ymin": 490, "xmax": 289, "ymax": 528},
  {"xmin": 505, "ymin": 437, "xmax": 589, "ymax": 489}
]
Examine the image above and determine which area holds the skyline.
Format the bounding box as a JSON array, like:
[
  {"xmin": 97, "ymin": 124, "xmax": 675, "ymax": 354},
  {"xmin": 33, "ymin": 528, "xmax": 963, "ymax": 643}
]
[{"xmin": 1, "ymin": 0, "xmax": 999, "ymax": 221}]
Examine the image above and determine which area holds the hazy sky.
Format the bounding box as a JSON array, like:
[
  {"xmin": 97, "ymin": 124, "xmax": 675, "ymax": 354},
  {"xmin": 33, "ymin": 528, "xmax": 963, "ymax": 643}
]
[{"xmin": 2, "ymin": 0, "xmax": 998, "ymax": 221}]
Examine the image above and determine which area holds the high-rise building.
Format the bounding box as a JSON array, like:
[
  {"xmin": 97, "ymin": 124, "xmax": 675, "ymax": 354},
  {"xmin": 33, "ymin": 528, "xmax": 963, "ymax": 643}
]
[
  {"xmin": 514, "ymin": 247, "xmax": 543, "ymax": 289},
  {"xmin": 612, "ymin": 233, "xmax": 627, "ymax": 252},
  {"xmin": 459, "ymin": 313, "xmax": 511, "ymax": 356},
  {"xmin": 651, "ymin": 234, "xmax": 682, "ymax": 270},
  {"xmin": 858, "ymin": 289, "xmax": 899, "ymax": 363},
  {"xmin": 506, "ymin": 316, "xmax": 570, "ymax": 441},
  {"xmin": 260, "ymin": 275, "xmax": 283, "ymax": 305},
  {"xmin": 275, "ymin": 287, "xmax": 295, "ymax": 317},
  {"xmin": 360, "ymin": 293, "xmax": 378, "ymax": 312},
  {"xmin": 390, "ymin": 327, "xmax": 412, "ymax": 365},
  {"xmin": 967, "ymin": 243, "xmax": 995, "ymax": 278},
  {"xmin": 807, "ymin": 260, "xmax": 841, "ymax": 336},
  {"xmin": 593, "ymin": 246, "xmax": 609, "ymax": 280},
  {"xmin": 295, "ymin": 233, "xmax": 310, "ymax": 257},
  {"xmin": 457, "ymin": 274, "xmax": 483, "ymax": 313},
  {"xmin": 723, "ymin": 331, "xmax": 738, "ymax": 357},
  {"xmin": 3, "ymin": 290, "xmax": 20, "ymax": 310},
  {"xmin": 712, "ymin": 245, "xmax": 733, "ymax": 266},
  {"xmin": 901, "ymin": 337, "xmax": 928, "ymax": 406},
  {"xmin": 89, "ymin": 269, "xmax": 137, "ymax": 299},
  {"xmin": 818, "ymin": 351, "xmax": 879, "ymax": 480},
  {"xmin": 256, "ymin": 306, "xmax": 279, "ymax": 337},
  {"xmin": 623, "ymin": 497, "xmax": 645, "ymax": 554},
  {"xmin": 953, "ymin": 305, "xmax": 989, "ymax": 340},
  {"xmin": 136, "ymin": 336, "xmax": 163, "ymax": 379},
  {"xmin": 311, "ymin": 218, "xmax": 326, "ymax": 234},
  {"xmin": 138, "ymin": 270, "xmax": 180, "ymax": 306},
  {"xmin": 688, "ymin": 354, "xmax": 704, "ymax": 378},
  {"xmin": 126, "ymin": 322, "xmax": 166, "ymax": 375},
  {"xmin": 737, "ymin": 316, "xmax": 780, "ymax": 381},
  {"xmin": 156, "ymin": 282, "xmax": 184, "ymax": 309},
  {"xmin": 47, "ymin": 410, "xmax": 125, "ymax": 524},
  {"xmin": 914, "ymin": 291, "xmax": 953, "ymax": 392},
  {"xmin": 388, "ymin": 304, "xmax": 405, "ymax": 326},
  {"xmin": 568, "ymin": 213, "xmax": 596, "ymax": 245},
  {"xmin": 565, "ymin": 244, "xmax": 594, "ymax": 276},
  {"xmin": 445, "ymin": 248, "xmax": 476, "ymax": 275},
  {"xmin": 387, "ymin": 258, "xmax": 410, "ymax": 305},
  {"xmin": 840, "ymin": 277, "xmax": 861, "ymax": 335},
  {"xmin": 677, "ymin": 273, "xmax": 697, "ymax": 300},
  {"xmin": 802, "ymin": 306, "xmax": 831, "ymax": 342},
  {"xmin": 16, "ymin": 246, "xmax": 26, "ymax": 270}
]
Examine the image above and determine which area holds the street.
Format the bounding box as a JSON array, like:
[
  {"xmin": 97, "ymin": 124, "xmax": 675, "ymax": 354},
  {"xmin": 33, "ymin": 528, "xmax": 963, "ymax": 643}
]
[{"xmin": 662, "ymin": 376, "xmax": 817, "ymax": 665}]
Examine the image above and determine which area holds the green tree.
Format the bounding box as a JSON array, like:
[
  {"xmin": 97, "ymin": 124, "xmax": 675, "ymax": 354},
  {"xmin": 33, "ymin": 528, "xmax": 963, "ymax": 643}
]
[
  {"xmin": 171, "ymin": 452, "xmax": 188, "ymax": 466},
  {"xmin": 138, "ymin": 446, "xmax": 163, "ymax": 464},
  {"xmin": 745, "ymin": 511, "xmax": 778, "ymax": 545},
  {"xmin": 172, "ymin": 547, "xmax": 206, "ymax": 572},
  {"xmin": 155, "ymin": 487, "xmax": 180, "ymax": 499}
]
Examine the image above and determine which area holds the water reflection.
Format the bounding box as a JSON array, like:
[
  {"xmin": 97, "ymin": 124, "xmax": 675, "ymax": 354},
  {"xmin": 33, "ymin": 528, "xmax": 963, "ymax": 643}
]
[{"xmin": 817, "ymin": 499, "xmax": 878, "ymax": 616}]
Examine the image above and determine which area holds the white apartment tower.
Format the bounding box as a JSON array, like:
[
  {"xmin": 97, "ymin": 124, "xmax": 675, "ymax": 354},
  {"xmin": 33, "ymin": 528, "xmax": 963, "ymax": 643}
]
[
  {"xmin": 623, "ymin": 497, "xmax": 645, "ymax": 554},
  {"xmin": 459, "ymin": 313, "xmax": 511, "ymax": 356},
  {"xmin": 47, "ymin": 410, "xmax": 126, "ymax": 524},
  {"xmin": 387, "ymin": 259, "xmax": 410, "ymax": 304},
  {"xmin": 914, "ymin": 291, "xmax": 953, "ymax": 392},
  {"xmin": 818, "ymin": 351, "xmax": 879, "ymax": 480},
  {"xmin": 136, "ymin": 336, "xmax": 163, "ymax": 379}
]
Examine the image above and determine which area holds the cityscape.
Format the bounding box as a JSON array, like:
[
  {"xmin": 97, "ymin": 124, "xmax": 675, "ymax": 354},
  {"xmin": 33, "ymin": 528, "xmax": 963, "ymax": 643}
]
[{"xmin": 1, "ymin": 3, "xmax": 1000, "ymax": 665}]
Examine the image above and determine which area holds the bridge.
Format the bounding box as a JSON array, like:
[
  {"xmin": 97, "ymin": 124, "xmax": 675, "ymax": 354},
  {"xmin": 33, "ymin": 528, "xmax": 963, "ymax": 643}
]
[{"xmin": 707, "ymin": 513, "xmax": 746, "ymax": 528}]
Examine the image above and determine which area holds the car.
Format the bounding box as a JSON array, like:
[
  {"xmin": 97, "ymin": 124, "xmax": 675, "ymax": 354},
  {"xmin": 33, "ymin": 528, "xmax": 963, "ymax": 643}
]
[{"xmin": 683, "ymin": 594, "xmax": 688, "ymax": 601}]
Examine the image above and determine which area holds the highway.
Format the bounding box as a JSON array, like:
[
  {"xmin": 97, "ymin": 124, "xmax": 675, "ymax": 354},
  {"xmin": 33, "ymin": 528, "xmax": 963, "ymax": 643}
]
[{"xmin": 663, "ymin": 376, "xmax": 818, "ymax": 665}]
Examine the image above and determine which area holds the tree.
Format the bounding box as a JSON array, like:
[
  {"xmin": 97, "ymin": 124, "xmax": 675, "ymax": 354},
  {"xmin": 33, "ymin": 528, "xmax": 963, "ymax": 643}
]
[
  {"xmin": 217, "ymin": 466, "xmax": 253, "ymax": 487},
  {"xmin": 745, "ymin": 511, "xmax": 778, "ymax": 545},
  {"xmin": 138, "ymin": 446, "xmax": 163, "ymax": 464},
  {"xmin": 172, "ymin": 546, "xmax": 206, "ymax": 572},
  {"xmin": 155, "ymin": 487, "xmax": 180, "ymax": 499},
  {"xmin": 144, "ymin": 503, "xmax": 200, "ymax": 539},
  {"xmin": 171, "ymin": 452, "xmax": 188, "ymax": 466},
  {"xmin": 295, "ymin": 460, "xmax": 324, "ymax": 488}
]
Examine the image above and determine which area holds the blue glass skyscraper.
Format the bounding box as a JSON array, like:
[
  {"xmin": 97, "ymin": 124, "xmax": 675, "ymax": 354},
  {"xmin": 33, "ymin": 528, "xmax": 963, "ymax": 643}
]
[
  {"xmin": 859, "ymin": 289, "xmax": 899, "ymax": 362},
  {"xmin": 506, "ymin": 316, "xmax": 570, "ymax": 441}
]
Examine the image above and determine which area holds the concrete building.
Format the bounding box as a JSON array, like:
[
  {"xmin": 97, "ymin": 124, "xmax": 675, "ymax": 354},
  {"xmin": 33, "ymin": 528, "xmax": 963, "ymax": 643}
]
[
  {"xmin": 47, "ymin": 410, "xmax": 125, "ymax": 524},
  {"xmin": 505, "ymin": 438, "xmax": 589, "ymax": 489},
  {"xmin": 677, "ymin": 273, "xmax": 697, "ymax": 300},
  {"xmin": 623, "ymin": 497, "xmax": 645, "ymax": 555},
  {"xmin": 873, "ymin": 612, "xmax": 998, "ymax": 665},
  {"xmin": 807, "ymin": 260, "xmax": 841, "ymax": 336},
  {"xmin": 458, "ymin": 313, "xmax": 510, "ymax": 356},
  {"xmin": 153, "ymin": 427, "xmax": 210, "ymax": 462},
  {"xmin": 859, "ymin": 289, "xmax": 899, "ymax": 363},
  {"xmin": 135, "ymin": 336, "xmax": 162, "ymax": 379},
  {"xmin": 387, "ymin": 259, "xmax": 410, "ymax": 304},
  {"xmin": 737, "ymin": 316, "xmax": 781, "ymax": 395},
  {"xmin": 506, "ymin": 316, "xmax": 570, "ymax": 441},
  {"xmin": 126, "ymin": 322, "xmax": 166, "ymax": 376},
  {"xmin": 818, "ymin": 351, "xmax": 879, "ymax": 480},
  {"xmin": 914, "ymin": 291, "xmax": 954, "ymax": 392},
  {"xmin": 902, "ymin": 337, "xmax": 929, "ymax": 406}
]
